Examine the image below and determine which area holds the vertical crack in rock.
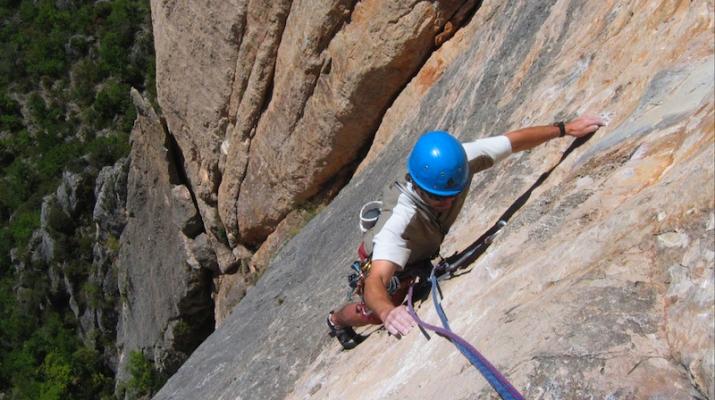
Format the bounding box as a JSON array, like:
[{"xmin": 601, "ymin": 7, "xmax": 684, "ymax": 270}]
[
  {"xmin": 163, "ymin": 118, "xmax": 206, "ymax": 238},
  {"xmin": 228, "ymin": 0, "xmax": 294, "ymax": 216},
  {"xmin": 218, "ymin": 0, "xmax": 293, "ymax": 247},
  {"xmin": 290, "ymin": 0, "xmax": 358, "ymax": 131},
  {"xmin": 149, "ymin": 0, "xmax": 252, "ymax": 273},
  {"xmin": 223, "ymin": 1, "xmax": 249, "ymax": 128},
  {"xmin": 117, "ymin": 105, "xmax": 215, "ymax": 385},
  {"xmin": 230, "ymin": 0, "xmax": 359, "ymax": 247}
]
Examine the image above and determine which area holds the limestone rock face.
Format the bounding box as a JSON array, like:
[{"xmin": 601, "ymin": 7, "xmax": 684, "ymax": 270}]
[
  {"xmin": 115, "ymin": 102, "xmax": 214, "ymax": 382},
  {"xmin": 56, "ymin": 170, "xmax": 93, "ymax": 219},
  {"xmin": 151, "ymin": 0, "xmax": 480, "ymax": 254},
  {"xmin": 227, "ymin": 0, "xmax": 476, "ymax": 245},
  {"xmin": 20, "ymin": 159, "xmax": 128, "ymax": 368},
  {"xmin": 153, "ymin": 1, "xmax": 714, "ymax": 399},
  {"xmin": 93, "ymin": 158, "xmax": 129, "ymax": 237},
  {"xmin": 149, "ymin": 0, "xmax": 244, "ymax": 273},
  {"xmin": 149, "ymin": 0, "xmax": 483, "ymax": 334},
  {"xmin": 88, "ymin": 157, "xmax": 129, "ymax": 367}
]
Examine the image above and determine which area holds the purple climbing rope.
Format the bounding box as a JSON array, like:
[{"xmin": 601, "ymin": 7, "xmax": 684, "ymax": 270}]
[{"xmin": 406, "ymin": 281, "xmax": 525, "ymax": 400}]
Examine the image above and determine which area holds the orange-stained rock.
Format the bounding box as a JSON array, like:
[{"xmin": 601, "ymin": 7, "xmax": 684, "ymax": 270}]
[
  {"xmin": 150, "ymin": 0, "xmax": 246, "ymax": 272},
  {"xmin": 151, "ymin": 0, "xmax": 481, "ymax": 254},
  {"xmin": 226, "ymin": 0, "xmax": 474, "ymax": 245}
]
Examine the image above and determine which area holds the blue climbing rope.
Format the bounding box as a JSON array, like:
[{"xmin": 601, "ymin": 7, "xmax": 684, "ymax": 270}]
[{"xmin": 406, "ymin": 270, "xmax": 525, "ymax": 400}]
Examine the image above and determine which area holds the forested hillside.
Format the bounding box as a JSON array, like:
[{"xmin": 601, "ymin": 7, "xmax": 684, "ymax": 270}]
[{"xmin": 0, "ymin": 1, "xmax": 155, "ymax": 398}]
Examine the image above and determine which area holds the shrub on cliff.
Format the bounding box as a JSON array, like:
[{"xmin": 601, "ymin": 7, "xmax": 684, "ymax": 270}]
[{"xmin": 117, "ymin": 351, "xmax": 165, "ymax": 400}]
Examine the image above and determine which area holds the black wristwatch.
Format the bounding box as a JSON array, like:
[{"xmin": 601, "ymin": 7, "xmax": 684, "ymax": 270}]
[{"xmin": 553, "ymin": 121, "xmax": 566, "ymax": 137}]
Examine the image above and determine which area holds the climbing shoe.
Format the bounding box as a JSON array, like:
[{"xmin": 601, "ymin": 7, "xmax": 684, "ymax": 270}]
[{"xmin": 327, "ymin": 313, "xmax": 365, "ymax": 350}]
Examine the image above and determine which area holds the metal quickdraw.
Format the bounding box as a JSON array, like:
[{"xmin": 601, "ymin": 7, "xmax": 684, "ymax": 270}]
[{"xmin": 347, "ymin": 259, "xmax": 369, "ymax": 300}]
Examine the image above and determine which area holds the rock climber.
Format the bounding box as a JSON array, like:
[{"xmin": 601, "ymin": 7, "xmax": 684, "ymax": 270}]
[{"xmin": 326, "ymin": 116, "xmax": 605, "ymax": 350}]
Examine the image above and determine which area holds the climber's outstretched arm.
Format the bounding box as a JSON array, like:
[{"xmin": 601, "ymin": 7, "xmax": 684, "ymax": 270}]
[{"xmin": 505, "ymin": 115, "xmax": 605, "ymax": 152}]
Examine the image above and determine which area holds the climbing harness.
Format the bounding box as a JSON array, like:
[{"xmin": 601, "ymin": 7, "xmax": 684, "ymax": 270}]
[
  {"xmin": 405, "ymin": 220, "xmax": 525, "ymax": 400},
  {"xmin": 346, "ymin": 257, "xmax": 409, "ymax": 301},
  {"xmin": 346, "ymin": 258, "xmax": 377, "ymax": 300},
  {"xmin": 348, "ymin": 200, "xmax": 404, "ymax": 300},
  {"xmin": 345, "ymin": 240, "xmax": 400, "ymax": 301}
]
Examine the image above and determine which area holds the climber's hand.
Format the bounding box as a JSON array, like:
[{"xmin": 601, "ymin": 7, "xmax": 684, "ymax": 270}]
[
  {"xmin": 565, "ymin": 115, "xmax": 606, "ymax": 137},
  {"xmin": 382, "ymin": 305, "xmax": 415, "ymax": 337}
]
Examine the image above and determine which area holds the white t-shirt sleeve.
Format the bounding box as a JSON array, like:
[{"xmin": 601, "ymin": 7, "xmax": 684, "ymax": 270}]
[
  {"xmin": 463, "ymin": 135, "xmax": 512, "ymax": 164},
  {"xmin": 371, "ymin": 197, "xmax": 416, "ymax": 269}
]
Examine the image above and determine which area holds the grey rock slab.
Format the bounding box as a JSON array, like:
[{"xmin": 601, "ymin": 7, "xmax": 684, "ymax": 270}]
[
  {"xmin": 93, "ymin": 157, "xmax": 129, "ymax": 237},
  {"xmin": 116, "ymin": 111, "xmax": 214, "ymax": 384}
]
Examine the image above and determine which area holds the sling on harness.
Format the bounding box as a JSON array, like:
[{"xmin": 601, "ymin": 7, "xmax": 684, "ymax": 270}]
[
  {"xmin": 346, "ymin": 256, "xmax": 420, "ymax": 301},
  {"xmin": 347, "ymin": 258, "xmax": 400, "ymax": 300}
]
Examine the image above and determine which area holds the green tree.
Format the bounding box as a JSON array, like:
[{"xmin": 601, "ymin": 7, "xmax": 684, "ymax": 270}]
[
  {"xmin": 93, "ymin": 80, "xmax": 131, "ymax": 125},
  {"xmin": 121, "ymin": 350, "xmax": 165, "ymax": 399},
  {"xmin": 39, "ymin": 352, "xmax": 73, "ymax": 400},
  {"xmin": 0, "ymin": 93, "xmax": 23, "ymax": 131}
]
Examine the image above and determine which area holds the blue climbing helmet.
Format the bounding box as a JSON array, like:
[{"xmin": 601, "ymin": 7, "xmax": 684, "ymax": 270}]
[{"xmin": 407, "ymin": 131, "xmax": 469, "ymax": 197}]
